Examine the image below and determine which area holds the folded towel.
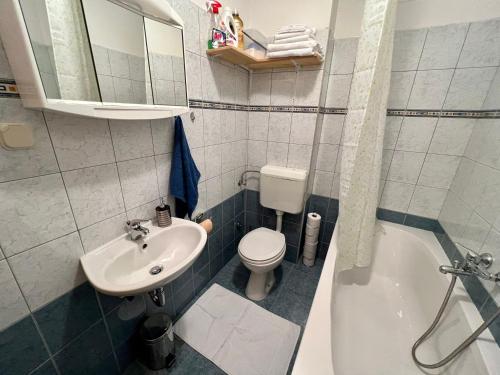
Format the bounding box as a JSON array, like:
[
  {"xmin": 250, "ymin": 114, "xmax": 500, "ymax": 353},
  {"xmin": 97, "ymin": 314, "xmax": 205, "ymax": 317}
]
[
  {"xmin": 267, "ymin": 40, "xmax": 319, "ymax": 52},
  {"xmin": 278, "ymin": 24, "xmax": 308, "ymax": 33},
  {"xmin": 273, "ymin": 35, "xmax": 313, "ymax": 44},
  {"xmin": 274, "ymin": 28, "xmax": 316, "ymax": 40},
  {"xmin": 169, "ymin": 116, "xmax": 201, "ymax": 219},
  {"xmin": 267, "ymin": 48, "xmax": 322, "ymax": 59}
]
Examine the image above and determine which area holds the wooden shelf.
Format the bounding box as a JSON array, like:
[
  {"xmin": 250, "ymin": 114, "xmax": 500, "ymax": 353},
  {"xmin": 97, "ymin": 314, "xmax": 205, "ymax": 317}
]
[{"xmin": 206, "ymin": 46, "xmax": 322, "ymax": 70}]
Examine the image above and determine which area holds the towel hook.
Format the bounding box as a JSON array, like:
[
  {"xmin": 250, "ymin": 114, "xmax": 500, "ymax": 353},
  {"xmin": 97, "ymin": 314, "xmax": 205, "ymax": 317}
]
[{"xmin": 190, "ymin": 111, "xmax": 195, "ymax": 121}]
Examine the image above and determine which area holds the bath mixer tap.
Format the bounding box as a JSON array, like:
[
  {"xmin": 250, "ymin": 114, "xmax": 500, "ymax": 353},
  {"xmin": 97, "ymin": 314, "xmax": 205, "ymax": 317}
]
[
  {"xmin": 127, "ymin": 219, "xmax": 150, "ymax": 241},
  {"xmin": 439, "ymin": 250, "xmax": 500, "ymax": 283}
]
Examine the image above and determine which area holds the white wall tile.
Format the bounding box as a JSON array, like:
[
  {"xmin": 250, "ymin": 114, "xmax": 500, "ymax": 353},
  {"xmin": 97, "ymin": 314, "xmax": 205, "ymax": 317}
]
[
  {"xmin": 266, "ymin": 142, "xmax": 289, "ymax": 167},
  {"xmin": 395, "ymin": 117, "xmax": 437, "ymax": 152},
  {"xmin": 234, "ymin": 140, "xmax": 248, "ymax": 168},
  {"xmin": 268, "ymin": 112, "xmax": 291, "ymax": 143},
  {"xmin": 461, "ymin": 212, "xmax": 490, "ymax": 252},
  {"xmin": 79, "ymin": 213, "xmax": 127, "ymax": 253},
  {"xmin": 383, "ymin": 116, "xmax": 403, "ymax": 149},
  {"xmin": 171, "ymin": 0, "xmax": 200, "ymax": 54},
  {"xmin": 388, "ymin": 71, "xmax": 415, "ymax": 108},
  {"xmin": 387, "ymin": 151, "xmax": 426, "ymax": 184},
  {"xmin": 206, "ymin": 175, "xmax": 222, "ymax": 209},
  {"xmin": 428, "ymin": 118, "xmax": 474, "ymax": 156},
  {"xmin": 0, "ymin": 99, "xmax": 59, "ymax": 182},
  {"xmin": 443, "ymin": 67, "xmax": 497, "ymax": 110},
  {"xmin": 155, "ymin": 153, "xmax": 173, "ymax": 197},
  {"xmin": 248, "ymin": 111, "xmax": 269, "ymax": 141},
  {"xmin": 204, "ymin": 144, "xmax": 222, "ymax": 179},
  {"xmin": 126, "ymin": 199, "xmax": 160, "ymax": 221},
  {"xmin": 235, "ymin": 111, "xmax": 248, "ymax": 140},
  {"xmin": 221, "ymin": 170, "xmax": 236, "ymax": 200},
  {"xmin": 316, "ymin": 144, "xmax": 339, "ymax": 172},
  {"xmin": 203, "ymin": 109, "xmax": 221, "ymax": 146},
  {"xmin": 117, "ymin": 156, "xmax": 159, "ymax": 210},
  {"xmin": 0, "ymin": 174, "xmax": 76, "ymax": 256},
  {"xmin": 109, "ymin": 120, "xmax": 154, "ymax": 161},
  {"xmin": 331, "ymin": 173, "xmax": 341, "ymax": 199},
  {"xmin": 313, "ymin": 170, "xmax": 334, "ymax": 197},
  {"xmin": 151, "ymin": 117, "xmax": 175, "ymax": 155},
  {"xmin": 270, "ymin": 71, "xmax": 296, "ymax": 106},
  {"xmin": 45, "ymin": 113, "xmax": 115, "ymax": 171},
  {"xmin": 220, "ymin": 111, "xmax": 236, "ymax": 143},
  {"xmin": 9, "ymin": 232, "xmax": 85, "ymax": 310},
  {"xmin": 419, "ymin": 23, "xmax": 468, "ymax": 70},
  {"xmin": 185, "ymin": 51, "xmax": 202, "ymax": 99},
  {"xmin": 295, "ymin": 70, "xmax": 323, "ymax": 106},
  {"xmin": 470, "ymin": 163, "xmax": 500, "ymax": 226},
  {"xmin": 381, "ymin": 149, "xmax": 394, "ymax": 180},
  {"xmin": 217, "ymin": 65, "xmax": 236, "ymax": 104},
  {"xmin": 63, "ymin": 164, "xmax": 125, "ymax": 229},
  {"xmin": 221, "ymin": 142, "xmax": 235, "ymax": 173},
  {"xmin": 439, "ymin": 191, "xmax": 473, "ymax": 246},
  {"xmin": 200, "ymin": 57, "xmax": 220, "ymax": 102},
  {"xmin": 418, "ymin": 154, "xmax": 461, "ymax": 189},
  {"xmin": 250, "ymin": 73, "xmax": 271, "ymax": 105},
  {"xmin": 0, "ymin": 260, "xmax": 30, "ymax": 331},
  {"xmin": 190, "ymin": 147, "xmax": 206, "ymax": 182},
  {"xmin": 392, "ymin": 29, "xmax": 427, "ymax": 71},
  {"xmin": 482, "ymin": 67, "xmax": 500, "ymax": 110},
  {"xmin": 379, "ymin": 181, "xmax": 414, "ymax": 212},
  {"xmin": 325, "ymin": 74, "xmax": 352, "ymax": 107},
  {"xmin": 247, "ymin": 140, "xmax": 267, "ymax": 167},
  {"xmin": 320, "ymin": 114, "xmax": 344, "ymax": 145},
  {"xmin": 465, "ymin": 119, "xmax": 500, "ymax": 170},
  {"xmin": 408, "ymin": 186, "xmax": 447, "ymax": 219},
  {"xmin": 407, "ymin": 69, "xmax": 454, "ymax": 109},
  {"xmin": 287, "ymin": 144, "xmax": 312, "ymax": 170},
  {"xmin": 290, "ymin": 113, "xmax": 316, "ymax": 145},
  {"xmin": 235, "ymin": 69, "xmax": 249, "ymax": 105},
  {"xmin": 108, "ymin": 50, "xmax": 130, "ymax": 79},
  {"xmin": 331, "ymin": 38, "xmax": 358, "ymax": 74},
  {"xmin": 458, "ymin": 18, "xmax": 500, "ymax": 68}
]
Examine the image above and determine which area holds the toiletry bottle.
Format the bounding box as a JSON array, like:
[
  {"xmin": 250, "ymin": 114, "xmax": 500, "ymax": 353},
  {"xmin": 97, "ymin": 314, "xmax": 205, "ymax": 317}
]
[
  {"xmin": 206, "ymin": 0, "xmax": 222, "ymax": 49},
  {"xmin": 232, "ymin": 10, "xmax": 244, "ymax": 49},
  {"xmin": 156, "ymin": 198, "xmax": 172, "ymax": 227}
]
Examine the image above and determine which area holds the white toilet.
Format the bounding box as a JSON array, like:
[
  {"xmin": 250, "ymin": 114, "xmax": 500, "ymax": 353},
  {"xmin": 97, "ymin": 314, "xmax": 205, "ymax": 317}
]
[{"xmin": 238, "ymin": 165, "xmax": 308, "ymax": 301}]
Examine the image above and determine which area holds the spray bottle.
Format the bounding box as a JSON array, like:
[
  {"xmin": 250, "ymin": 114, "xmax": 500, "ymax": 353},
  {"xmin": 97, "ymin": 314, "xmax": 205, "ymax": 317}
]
[{"xmin": 206, "ymin": 0, "xmax": 222, "ymax": 49}]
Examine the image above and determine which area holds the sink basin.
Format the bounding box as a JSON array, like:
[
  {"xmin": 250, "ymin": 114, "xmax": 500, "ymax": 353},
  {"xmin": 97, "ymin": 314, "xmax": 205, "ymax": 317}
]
[{"xmin": 80, "ymin": 218, "xmax": 207, "ymax": 296}]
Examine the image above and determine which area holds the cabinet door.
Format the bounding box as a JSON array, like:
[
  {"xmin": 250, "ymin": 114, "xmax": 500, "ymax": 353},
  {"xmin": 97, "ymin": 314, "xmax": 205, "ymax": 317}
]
[
  {"xmin": 144, "ymin": 18, "xmax": 187, "ymax": 107},
  {"xmin": 19, "ymin": 0, "xmax": 100, "ymax": 102},
  {"xmin": 82, "ymin": 0, "xmax": 153, "ymax": 105}
]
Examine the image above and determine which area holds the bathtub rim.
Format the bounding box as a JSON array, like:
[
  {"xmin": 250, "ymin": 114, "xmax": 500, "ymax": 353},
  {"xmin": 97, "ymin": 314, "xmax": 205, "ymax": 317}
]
[{"xmin": 292, "ymin": 220, "xmax": 499, "ymax": 375}]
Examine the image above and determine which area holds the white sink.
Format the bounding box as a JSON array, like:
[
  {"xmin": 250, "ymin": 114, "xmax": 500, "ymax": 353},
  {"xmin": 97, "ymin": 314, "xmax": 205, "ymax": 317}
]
[{"xmin": 80, "ymin": 218, "xmax": 207, "ymax": 296}]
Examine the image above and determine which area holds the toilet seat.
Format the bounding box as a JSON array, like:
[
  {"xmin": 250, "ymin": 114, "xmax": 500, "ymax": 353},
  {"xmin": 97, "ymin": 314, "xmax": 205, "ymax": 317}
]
[{"xmin": 238, "ymin": 227, "xmax": 286, "ymax": 263}]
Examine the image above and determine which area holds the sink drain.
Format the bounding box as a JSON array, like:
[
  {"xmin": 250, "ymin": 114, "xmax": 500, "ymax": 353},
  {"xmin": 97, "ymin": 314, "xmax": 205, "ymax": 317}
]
[{"xmin": 149, "ymin": 265, "xmax": 163, "ymax": 275}]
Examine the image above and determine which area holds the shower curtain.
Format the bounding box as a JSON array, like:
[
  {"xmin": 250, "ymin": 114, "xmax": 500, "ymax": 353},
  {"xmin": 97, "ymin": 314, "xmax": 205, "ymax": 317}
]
[{"xmin": 336, "ymin": 0, "xmax": 397, "ymax": 272}]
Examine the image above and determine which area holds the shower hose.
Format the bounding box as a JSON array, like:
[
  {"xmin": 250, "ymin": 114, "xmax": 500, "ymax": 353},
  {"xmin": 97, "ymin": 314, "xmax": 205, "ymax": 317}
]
[{"xmin": 412, "ymin": 275, "xmax": 500, "ymax": 369}]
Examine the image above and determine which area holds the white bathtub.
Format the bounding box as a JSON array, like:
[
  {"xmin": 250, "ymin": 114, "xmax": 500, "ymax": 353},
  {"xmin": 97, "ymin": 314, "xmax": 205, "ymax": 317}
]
[{"xmin": 293, "ymin": 221, "xmax": 500, "ymax": 375}]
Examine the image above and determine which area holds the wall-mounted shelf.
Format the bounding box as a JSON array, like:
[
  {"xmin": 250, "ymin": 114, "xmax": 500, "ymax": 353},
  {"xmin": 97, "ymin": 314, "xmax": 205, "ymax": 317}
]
[{"xmin": 206, "ymin": 46, "xmax": 322, "ymax": 70}]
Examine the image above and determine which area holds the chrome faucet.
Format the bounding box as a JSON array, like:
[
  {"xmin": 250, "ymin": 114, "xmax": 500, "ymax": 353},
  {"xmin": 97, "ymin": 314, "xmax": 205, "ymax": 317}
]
[
  {"xmin": 126, "ymin": 219, "xmax": 150, "ymax": 241},
  {"xmin": 439, "ymin": 250, "xmax": 500, "ymax": 283}
]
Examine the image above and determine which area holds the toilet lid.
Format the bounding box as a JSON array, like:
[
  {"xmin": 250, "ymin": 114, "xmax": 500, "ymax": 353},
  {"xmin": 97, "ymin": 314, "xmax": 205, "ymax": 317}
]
[{"xmin": 239, "ymin": 227, "xmax": 285, "ymax": 261}]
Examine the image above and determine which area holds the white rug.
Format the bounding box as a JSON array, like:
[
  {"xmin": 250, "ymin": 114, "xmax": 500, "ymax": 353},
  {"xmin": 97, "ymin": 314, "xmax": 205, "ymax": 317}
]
[{"xmin": 174, "ymin": 283, "xmax": 301, "ymax": 375}]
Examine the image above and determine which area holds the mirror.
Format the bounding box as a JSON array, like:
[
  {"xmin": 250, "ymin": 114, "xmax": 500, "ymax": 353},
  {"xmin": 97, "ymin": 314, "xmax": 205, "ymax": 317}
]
[
  {"xmin": 17, "ymin": 0, "xmax": 188, "ymax": 110},
  {"xmin": 19, "ymin": 0, "xmax": 100, "ymax": 102},
  {"xmin": 82, "ymin": 0, "xmax": 153, "ymax": 104},
  {"xmin": 144, "ymin": 19, "xmax": 187, "ymax": 106}
]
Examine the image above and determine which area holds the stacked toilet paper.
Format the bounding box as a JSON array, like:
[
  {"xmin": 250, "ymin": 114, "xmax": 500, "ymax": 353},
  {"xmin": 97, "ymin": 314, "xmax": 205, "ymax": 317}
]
[{"xmin": 303, "ymin": 212, "xmax": 321, "ymax": 266}]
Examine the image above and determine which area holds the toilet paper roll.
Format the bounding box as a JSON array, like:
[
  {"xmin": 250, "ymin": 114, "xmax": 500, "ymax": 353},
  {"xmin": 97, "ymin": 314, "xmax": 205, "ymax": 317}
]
[
  {"xmin": 200, "ymin": 219, "xmax": 213, "ymax": 234},
  {"xmin": 303, "ymin": 256, "xmax": 315, "ymax": 267},
  {"xmin": 305, "ymin": 231, "xmax": 319, "ymax": 243},
  {"xmin": 305, "ymin": 224, "xmax": 320, "ymax": 234},
  {"xmin": 303, "ymin": 242, "xmax": 318, "ymax": 254},
  {"xmin": 307, "ymin": 212, "xmax": 321, "ymax": 228}
]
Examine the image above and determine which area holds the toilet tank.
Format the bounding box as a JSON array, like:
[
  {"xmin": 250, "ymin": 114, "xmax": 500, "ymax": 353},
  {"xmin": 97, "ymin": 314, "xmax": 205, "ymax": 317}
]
[{"xmin": 259, "ymin": 165, "xmax": 308, "ymax": 214}]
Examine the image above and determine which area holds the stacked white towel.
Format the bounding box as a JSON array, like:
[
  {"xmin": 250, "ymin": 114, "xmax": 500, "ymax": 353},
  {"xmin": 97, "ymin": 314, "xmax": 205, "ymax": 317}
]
[{"xmin": 267, "ymin": 25, "xmax": 323, "ymax": 59}]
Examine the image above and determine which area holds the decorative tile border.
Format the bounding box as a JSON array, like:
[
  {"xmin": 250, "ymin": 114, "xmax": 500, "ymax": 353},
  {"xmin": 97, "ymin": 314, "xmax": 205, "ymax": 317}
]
[{"xmin": 190, "ymin": 98, "xmax": 500, "ymax": 119}]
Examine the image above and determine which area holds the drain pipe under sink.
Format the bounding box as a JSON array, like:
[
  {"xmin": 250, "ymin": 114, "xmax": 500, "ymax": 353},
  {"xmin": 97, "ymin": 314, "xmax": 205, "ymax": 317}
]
[{"xmin": 276, "ymin": 210, "xmax": 284, "ymax": 232}]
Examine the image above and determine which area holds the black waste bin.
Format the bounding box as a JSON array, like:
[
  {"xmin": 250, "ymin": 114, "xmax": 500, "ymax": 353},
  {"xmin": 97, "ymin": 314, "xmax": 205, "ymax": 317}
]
[{"xmin": 138, "ymin": 313, "xmax": 176, "ymax": 370}]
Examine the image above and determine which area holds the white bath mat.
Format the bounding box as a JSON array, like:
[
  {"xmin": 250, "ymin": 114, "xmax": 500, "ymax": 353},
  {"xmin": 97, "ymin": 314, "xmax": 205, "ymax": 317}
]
[{"xmin": 174, "ymin": 283, "xmax": 300, "ymax": 375}]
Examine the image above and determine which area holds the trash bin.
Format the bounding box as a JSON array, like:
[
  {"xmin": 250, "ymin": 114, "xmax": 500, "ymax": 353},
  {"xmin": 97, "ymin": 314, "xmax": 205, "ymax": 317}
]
[{"xmin": 138, "ymin": 313, "xmax": 176, "ymax": 370}]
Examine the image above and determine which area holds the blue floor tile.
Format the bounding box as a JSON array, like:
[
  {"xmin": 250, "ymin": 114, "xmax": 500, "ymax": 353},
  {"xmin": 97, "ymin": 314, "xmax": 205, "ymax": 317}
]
[
  {"xmin": 30, "ymin": 360, "xmax": 58, "ymax": 375},
  {"xmin": 34, "ymin": 282, "xmax": 101, "ymax": 353},
  {"xmin": 54, "ymin": 321, "xmax": 119, "ymax": 375},
  {"xmin": 0, "ymin": 316, "xmax": 49, "ymax": 375}
]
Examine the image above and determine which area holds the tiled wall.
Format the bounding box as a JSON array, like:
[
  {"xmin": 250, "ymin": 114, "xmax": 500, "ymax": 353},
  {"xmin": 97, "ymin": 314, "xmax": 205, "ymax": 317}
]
[
  {"xmin": 0, "ymin": 0, "xmax": 251, "ymax": 373},
  {"xmin": 313, "ymin": 17, "xmax": 500, "ymax": 221}
]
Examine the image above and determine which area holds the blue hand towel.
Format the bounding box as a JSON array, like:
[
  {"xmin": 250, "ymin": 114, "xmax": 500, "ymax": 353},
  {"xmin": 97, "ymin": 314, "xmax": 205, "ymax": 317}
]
[{"xmin": 169, "ymin": 116, "xmax": 201, "ymax": 219}]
